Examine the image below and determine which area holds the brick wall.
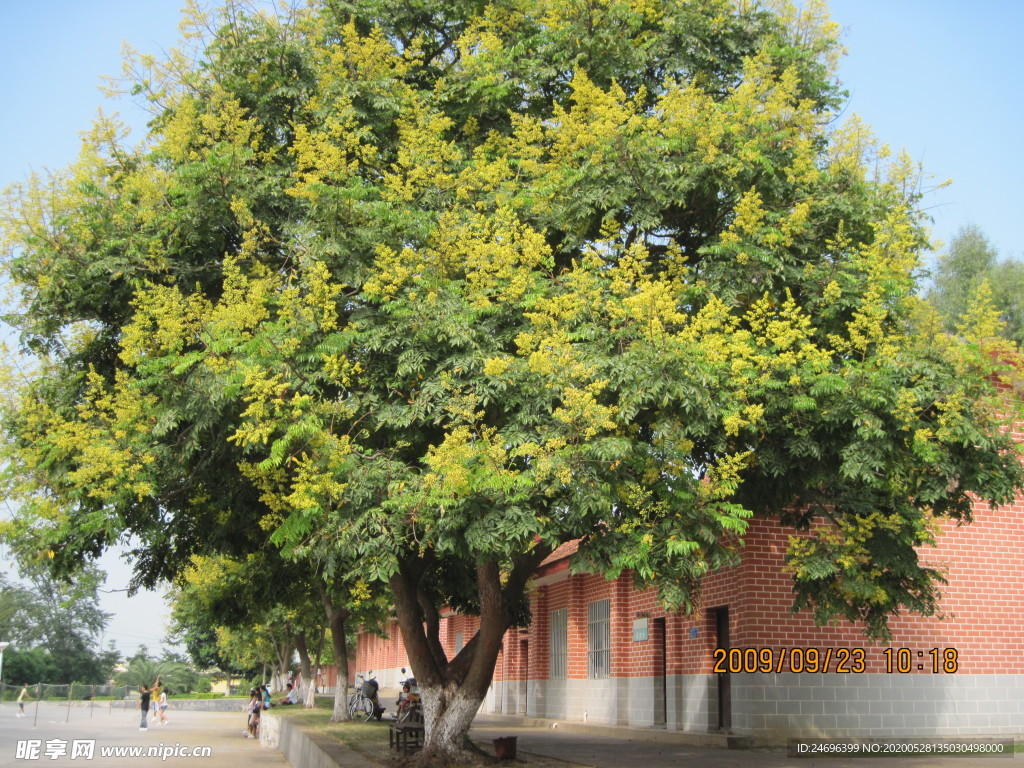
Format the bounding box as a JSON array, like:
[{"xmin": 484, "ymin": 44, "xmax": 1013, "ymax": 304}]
[
  {"xmin": 721, "ymin": 504, "xmax": 1024, "ymax": 675},
  {"xmin": 357, "ymin": 496, "xmax": 1023, "ymax": 679},
  {"xmin": 353, "ymin": 489, "xmax": 1024, "ymax": 735}
]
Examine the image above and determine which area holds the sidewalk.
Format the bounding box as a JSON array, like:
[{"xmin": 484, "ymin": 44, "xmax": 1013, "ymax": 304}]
[
  {"xmin": 22, "ymin": 696, "xmax": 1012, "ymax": 768},
  {"xmin": 0, "ymin": 702, "xmax": 289, "ymax": 767},
  {"xmin": 468, "ymin": 714, "xmax": 1021, "ymax": 768},
  {"xmin": 261, "ymin": 703, "xmax": 1023, "ymax": 768}
]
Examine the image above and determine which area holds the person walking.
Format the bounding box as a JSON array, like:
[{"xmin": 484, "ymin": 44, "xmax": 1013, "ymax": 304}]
[
  {"xmin": 151, "ymin": 675, "xmax": 162, "ymax": 723},
  {"xmin": 16, "ymin": 684, "xmax": 30, "ymax": 717},
  {"xmin": 244, "ymin": 689, "xmax": 260, "ymax": 737},
  {"xmin": 138, "ymin": 684, "xmax": 151, "ymax": 731},
  {"xmin": 248, "ymin": 696, "xmax": 261, "ymax": 739},
  {"xmin": 157, "ymin": 687, "xmax": 169, "ymax": 725}
]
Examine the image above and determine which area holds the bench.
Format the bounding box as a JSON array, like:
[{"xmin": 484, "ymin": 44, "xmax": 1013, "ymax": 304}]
[{"xmin": 389, "ymin": 721, "xmax": 425, "ymax": 751}]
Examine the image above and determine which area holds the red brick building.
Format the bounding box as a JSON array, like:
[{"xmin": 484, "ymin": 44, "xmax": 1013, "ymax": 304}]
[{"xmin": 356, "ymin": 501, "xmax": 1024, "ymax": 739}]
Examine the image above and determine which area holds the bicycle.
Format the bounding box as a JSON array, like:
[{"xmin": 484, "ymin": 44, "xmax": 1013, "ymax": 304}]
[{"xmin": 348, "ymin": 673, "xmax": 382, "ymax": 721}]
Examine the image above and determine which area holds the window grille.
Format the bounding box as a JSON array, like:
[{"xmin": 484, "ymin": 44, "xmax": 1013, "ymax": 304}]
[
  {"xmin": 550, "ymin": 608, "xmax": 567, "ymax": 679},
  {"xmin": 587, "ymin": 599, "xmax": 611, "ymax": 679}
]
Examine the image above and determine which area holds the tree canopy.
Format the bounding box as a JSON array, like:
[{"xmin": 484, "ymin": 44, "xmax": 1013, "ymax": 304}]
[
  {"xmin": 0, "ymin": 565, "xmax": 119, "ymax": 685},
  {"xmin": 168, "ymin": 552, "xmax": 342, "ymax": 689},
  {"xmin": 928, "ymin": 223, "xmax": 1024, "ymax": 345},
  {"xmin": 2, "ymin": 0, "xmax": 1023, "ymax": 760}
]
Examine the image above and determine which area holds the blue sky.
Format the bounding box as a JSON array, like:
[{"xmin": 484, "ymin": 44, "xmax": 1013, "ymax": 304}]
[
  {"xmin": 0, "ymin": 1, "xmax": 183, "ymax": 181},
  {"xmin": 828, "ymin": 0, "xmax": 1023, "ymax": 262},
  {"xmin": 1, "ymin": 1, "xmax": 187, "ymax": 659},
  {"xmin": 1, "ymin": 1, "xmax": 1020, "ymax": 654}
]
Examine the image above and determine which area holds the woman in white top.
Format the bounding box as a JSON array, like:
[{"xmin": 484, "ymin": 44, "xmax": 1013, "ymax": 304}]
[{"xmin": 158, "ymin": 690, "xmax": 169, "ymax": 724}]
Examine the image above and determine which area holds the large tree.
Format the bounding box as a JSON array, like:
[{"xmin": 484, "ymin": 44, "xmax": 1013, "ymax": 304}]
[
  {"xmin": 2, "ymin": 0, "xmax": 1023, "ymax": 763},
  {"xmin": 0, "ymin": 566, "xmax": 119, "ymax": 685},
  {"xmin": 0, "ymin": 0, "xmax": 373, "ymax": 719}
]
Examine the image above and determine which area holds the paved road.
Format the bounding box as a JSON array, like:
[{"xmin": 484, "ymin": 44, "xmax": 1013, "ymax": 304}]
[{"xmin": 0, "ymin": 702, "xmax": 289, "ymax": 768}]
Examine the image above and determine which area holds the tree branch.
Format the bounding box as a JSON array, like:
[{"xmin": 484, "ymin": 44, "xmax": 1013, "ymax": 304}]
[{"xmin": 416, "ymin": 583, "xmax": 449, "ymax": 671}]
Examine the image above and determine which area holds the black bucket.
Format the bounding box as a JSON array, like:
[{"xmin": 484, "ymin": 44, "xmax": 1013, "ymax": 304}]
[{"xmin": 493, "ymin": 736, "xmax": 517, "ymax": 760}]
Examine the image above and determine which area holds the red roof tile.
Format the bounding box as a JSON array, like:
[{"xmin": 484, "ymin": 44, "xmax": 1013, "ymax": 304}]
[{"xmin": 539, "ymin": 538, "xmax": 581, "ymax": 567}]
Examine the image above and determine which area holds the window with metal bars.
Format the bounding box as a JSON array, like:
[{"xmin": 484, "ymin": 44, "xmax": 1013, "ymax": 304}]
[
  {"xmin": 587, "ymin": 599, "xmax": 611, "ymax": 679},
  {"xmin": 550, "ymin": 608, "xmax": 567, "ymax": 679}
]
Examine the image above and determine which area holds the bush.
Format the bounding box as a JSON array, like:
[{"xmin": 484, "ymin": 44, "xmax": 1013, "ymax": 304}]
[{"xmin": 70, "ymin": 683, "xmax": 94, "ymax": 699}]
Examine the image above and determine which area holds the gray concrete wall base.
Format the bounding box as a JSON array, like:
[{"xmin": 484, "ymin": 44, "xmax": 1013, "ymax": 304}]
[
  {"xmin": 160, "ymin": 698, "xmax": 252, "ymax": 713},
  {"xmin": 262, "ymin": 712, "xmax": 365, "ymax": 768},
  {"xmin": 484, "ymin": 673, "xmax": 1024, "ymax": 740},
  {"xmin": 668, "ymin": 674, "xmax": 716, "ymax": 732},
  {"xmin": 492, "ymin": 675, "xmax": 716, "ymax": 731},
  {"xmin": 732, "ymin": 673, "xmax": 1024, "ymax": 739}
]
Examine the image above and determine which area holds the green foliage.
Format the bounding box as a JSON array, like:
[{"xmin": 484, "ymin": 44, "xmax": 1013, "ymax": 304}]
[
  {"xmin": 116, "ymin": 656, "xmax": 202, "ymax": 695},
  {"xmin": 930, "ymin": 224, "xmax": 997, "ymax": 323},
  {"xmin": 169, "ymin": 554, "xmax": 288, "ymax": 677},
  {"xmin": 928, "ymin": 224, "xmax": 1024, "ymax": 345},
  {"xmin": 0, "ymin": 567, "xmax": 119, "ymax": 685},
  {"xmin": 3, "ymin": 648, "xmax": 57, "ymax": 686}
]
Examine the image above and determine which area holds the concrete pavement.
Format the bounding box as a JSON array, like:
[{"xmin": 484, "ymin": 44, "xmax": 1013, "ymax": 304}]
[
  {"xmin": 7, "ymin": 699, "xmax": 1016, "ymax": 768},
  {"xmin": 468, "ymin": 714, "xmax": 1022, "ymax": 768},
  {"xmin": 0, "ymin": 702, "xmax": 289, "ymax": 768}
]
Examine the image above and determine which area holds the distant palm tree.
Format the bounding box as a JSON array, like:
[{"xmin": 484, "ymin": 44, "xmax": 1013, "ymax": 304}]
[{"xmin": 116, "ymin": 658, "xmax": 200, "ymax": 695}]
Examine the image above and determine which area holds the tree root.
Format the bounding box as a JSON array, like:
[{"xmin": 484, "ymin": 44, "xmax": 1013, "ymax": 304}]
[{"xmin": 399, "ymin": 740, "xmax": 499, "ymax": 768}]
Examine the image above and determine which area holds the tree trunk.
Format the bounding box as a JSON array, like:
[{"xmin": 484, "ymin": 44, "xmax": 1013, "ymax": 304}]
[
  {"xmin": 389, "ymin": 546, "xmax": 551, "ymax": 765},
  {"xmin": 272, "ymin": 638, "xmax": 295, "ymax": 692},
  {"xmin": 418, "ymin": 682, "xmax": 490, "ymax": 763},
  {"xmin": 319, "ymin": 581, "xmax": 351, "ymax": 722},
  {"xmin": 305, "ymin": 627, "xmax": 325, "ymax": 708},
  {"xmin": 294, "ymin": 630, "xmax": 313, "ymax": 704}
]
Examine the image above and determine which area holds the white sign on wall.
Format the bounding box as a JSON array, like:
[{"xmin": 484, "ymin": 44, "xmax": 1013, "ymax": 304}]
[{"xmin": 633, "ymin": 618, "xmax": 649, "ymax": 642}]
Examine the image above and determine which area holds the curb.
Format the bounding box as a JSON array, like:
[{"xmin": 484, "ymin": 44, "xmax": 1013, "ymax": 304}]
[{"xmin": 261, "ymin": 711, "xmax": 383, "ymax": 768}]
